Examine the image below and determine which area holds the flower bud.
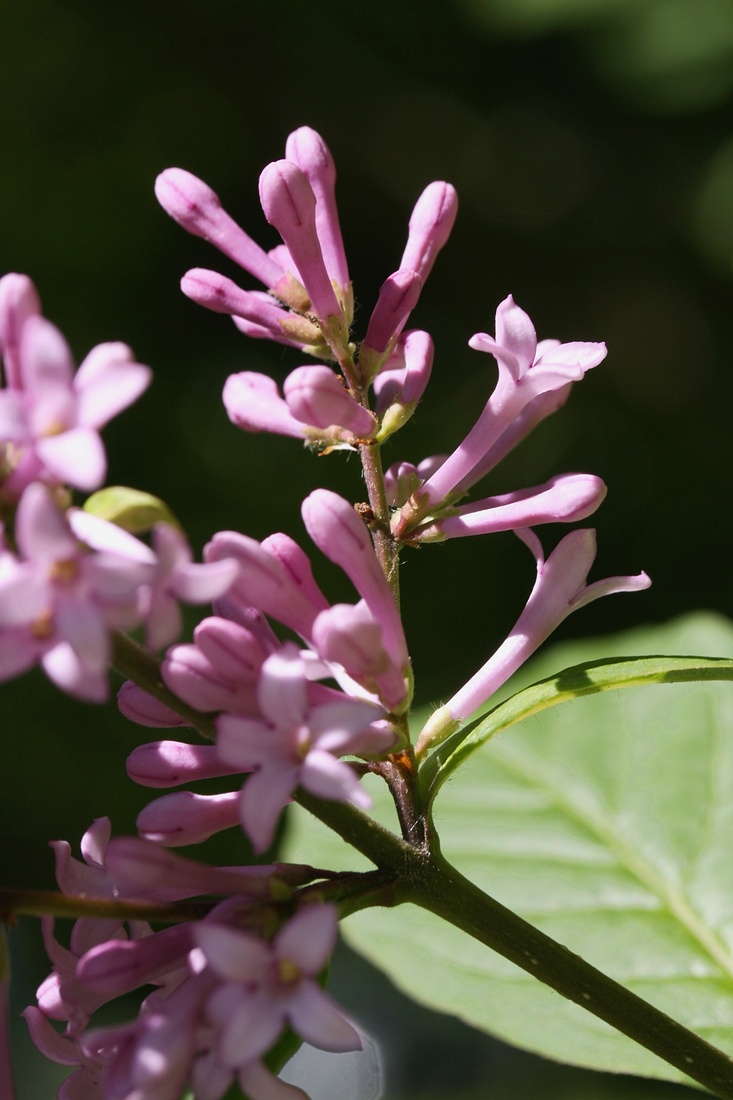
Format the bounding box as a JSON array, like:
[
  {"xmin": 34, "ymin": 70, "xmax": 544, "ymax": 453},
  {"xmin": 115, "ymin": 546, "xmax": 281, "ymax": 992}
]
[
  {"xmin": 283, "ymin": 366, "xmax": 376, "ymax": 435},
  {"xmin": 285, "ymin": 126, "xmax": 350, "ymax": 292},
  {"xmin": 155, "ymin": 168, "xmax": 284, "ymax": 288},
  {"xmin": 126, "ymin": 740, "xmax": 237, "ymax": 787},
  {"xmin": 259, "ymin": 160, "xmax": 342, "ymax": 323},
  {"xmin": 400, "ymin": 181, "xmax": 458, "ymax": 282},
  {"xmin": 137, "ymin": 791, "xmax": 240, "ymax": 846}
]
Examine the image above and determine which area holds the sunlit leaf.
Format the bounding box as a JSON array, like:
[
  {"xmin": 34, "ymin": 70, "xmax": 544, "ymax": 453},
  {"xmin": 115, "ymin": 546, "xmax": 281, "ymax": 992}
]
[
  {"xmin": 420, "ymin": 651, "xmax": 733, "ymax": 805},
  {"xmin": 285, "ymin": 613, "xmax": 733, "ymax": 1083}
]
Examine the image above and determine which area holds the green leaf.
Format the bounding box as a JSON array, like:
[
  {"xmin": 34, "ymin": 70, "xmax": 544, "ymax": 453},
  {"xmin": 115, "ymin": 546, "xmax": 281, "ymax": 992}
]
[
  {"xmin": 421, "ymin": 648, "xmax": 733, "ymax": 806},
  {"xmin": 83, "ymin": 486, "xmax": 181, "ymax": 533},
  {"xmin": 284, "ymin": 613, "xmax": 733, "ymax": 1084}
]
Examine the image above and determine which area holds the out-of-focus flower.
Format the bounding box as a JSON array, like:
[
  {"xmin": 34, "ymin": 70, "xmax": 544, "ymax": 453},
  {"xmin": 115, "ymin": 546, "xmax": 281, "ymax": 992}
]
[
  {"xmin": 195, "ymin": 903, "xmax": 361, "ymax": 1088},
  {"xmin": 217, "ymin": 644, "xmax": 390, "ymax": 852},
  {"xmin": 0, "ymin": 273, "xmax": 151, "ymax": 497}
]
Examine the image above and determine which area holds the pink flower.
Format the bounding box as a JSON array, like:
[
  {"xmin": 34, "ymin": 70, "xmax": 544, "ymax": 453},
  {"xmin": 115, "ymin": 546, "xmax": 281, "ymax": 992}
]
[
  {"xmin": 141, "ymin": 524, "xmax": 239, "ymax": 651},
  {"xmin": 216, "ymin": 644, "xmax": 389, "ymax": 852},
  {"xmin": 195, "ymin": 904, "xmax": 361, "ymax": 1075},
  {"xmin": 301, "ymin": 489, "xmax": 410, "ymax": 677},
  {"xmin": 0, "ymin": 275, "xmax": 151, "ymax": 496},
  {"xmin": 372, "ymin": 329, "xmax": 434, "ymax": 439},
  {"xmin": 157, "ymin": 128, "xmax": 457, "ymax": 389},
  {"xmin": 223, "ymin": 366, "xmax": 376, "ymax": 444},
  {"xmin": 409, "ymin": 473, "xmax": 607, "ymax": 542},
  {"xmin": 0, "ymin": 483, "xmax": 157, "ymax": 700},
  {"xmin": 394, "ymin": 295, "xmax": 606, "ymax": 535},
  {"xmin": 417, "ymin": 528, "xmax": 650, "ymax": 753}
]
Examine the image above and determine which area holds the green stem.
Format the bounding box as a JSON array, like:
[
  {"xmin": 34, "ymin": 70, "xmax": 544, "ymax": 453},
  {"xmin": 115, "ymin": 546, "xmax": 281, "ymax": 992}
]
[
  {"xmin": 297, "ymin": 793, "xmax": 733, "ymax": 1098},
  {"xmin": 0, "ymin": 889, "xmax": 210, "ymax": 923},
  {"xmin": 110, "ymin": 632, "xmax": 215, "ymax": 740}
]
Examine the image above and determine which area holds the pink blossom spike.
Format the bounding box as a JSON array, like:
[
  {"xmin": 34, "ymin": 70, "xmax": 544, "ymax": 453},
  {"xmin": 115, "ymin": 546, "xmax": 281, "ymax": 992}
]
[
  {"xmin": 283, "ymin": 366, "xmax": 376, "ymax": 435},
  {"xmin": 285, "ymin": 127, "xmax": 350, "ymax": 293},
  {"xmin": 136, "ymin": 790, "xmax": 241, "ymax": 846},
  {"xmin": 302, "ymin": 489, "xmax": 409, "ymax": 671},
  {"xmin": 126, "ymin": 740, "xmax": 240, "ymax": 788},
  {"xmin": 223, "ymin": 372, "xmax": 305, "ymax": 438},
  {"xmin": 413, "ymin": 473, "xmax": 607, "ymax": 542},
  {"xmin": 0, "ymin": 272, "xmax": 41, "ymax": 389},
  {"xmin": 417, "ymin": 528, "xmax": 650, "ymax": 753},
  {"xmin": 399, "ymin": 181, "xmax": 458, "ymax": 284},
  {"xmin": 155, "ymin": 168, "xmax": 286, "ymax": 290},
  {"xmin": 259, "ymin": 160, "xmax": 342, "ymax": 324}
]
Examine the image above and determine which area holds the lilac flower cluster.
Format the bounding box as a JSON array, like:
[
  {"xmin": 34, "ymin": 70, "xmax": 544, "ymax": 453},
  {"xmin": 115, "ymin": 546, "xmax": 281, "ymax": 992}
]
[
  {"xmin": 25, "ymin": 819, "xmax": 357, "ymax": 1099},
  {"xmin": 1, "ymin": 125, "xmax": 651, "ymax": 1099}
]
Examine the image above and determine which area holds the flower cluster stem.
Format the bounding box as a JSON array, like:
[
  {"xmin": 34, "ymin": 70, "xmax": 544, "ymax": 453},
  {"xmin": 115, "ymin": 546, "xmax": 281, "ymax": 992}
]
[{"xmin": 357, "ymin": 430, "xmax": 400, "ymax": 605}]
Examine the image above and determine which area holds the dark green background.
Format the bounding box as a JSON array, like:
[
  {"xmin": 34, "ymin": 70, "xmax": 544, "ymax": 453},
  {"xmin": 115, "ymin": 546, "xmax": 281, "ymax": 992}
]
[{"xmin": 3, "ymin": 0, "xmax": 732, "ymax": 1096}]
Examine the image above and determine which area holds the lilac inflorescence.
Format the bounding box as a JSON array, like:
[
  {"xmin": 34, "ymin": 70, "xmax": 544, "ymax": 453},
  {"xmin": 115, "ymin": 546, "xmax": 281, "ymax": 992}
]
[{"xmin": 2, "ymin": 124, "xmax": 653, "ymax": 1100}]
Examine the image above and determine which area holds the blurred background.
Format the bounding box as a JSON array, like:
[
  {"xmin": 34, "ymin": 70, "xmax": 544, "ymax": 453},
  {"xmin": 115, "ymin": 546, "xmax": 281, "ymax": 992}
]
[{"xmin": 2, "ymin": 0, "xmax": 733, "ymax": 1095}]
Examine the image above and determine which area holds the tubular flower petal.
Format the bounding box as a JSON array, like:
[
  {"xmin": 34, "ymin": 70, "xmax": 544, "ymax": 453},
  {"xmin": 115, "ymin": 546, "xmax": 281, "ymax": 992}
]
[
  {"xmin": 0, "ymin": 271, "xmax": 42, "ymax": 389},
  {"xmin": 216, "ymin": 644, "xmax": 387, "ymax": 853},
  {"xmin": 301, "ymin": 489, "xmax": 410, "ymax": 673},
  {"xmin": 284, "ymin": 126, "xmax": 350, "ymax": 296},
  {"xmin": 411, "ymin": 473, "xmax": 607, "ymax": 542},
  {"xmin": 361, "ymin": 268, "xmax": 423, "ymax": 369},
  {"xmin": 283, "ymin": 366, "xmax": 375, "ymax": 436},
  {"xmin": 399, "ymin": 181, "xmax": 458, "ymax": 284},
  {"xmin": 417, "ymin": 528, "xmax": 650, "ymax": 754},
  {"xmin": 395, "ymin": 295, "xmax": 606, "ymax": 535},
  {"xmin": 224, "ymin": 368, "xmax": 373, "ymax": 445},
  {"xmin": 155, "ymin": 168, "xmax": 285, "ymax": 290}
]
